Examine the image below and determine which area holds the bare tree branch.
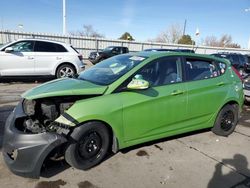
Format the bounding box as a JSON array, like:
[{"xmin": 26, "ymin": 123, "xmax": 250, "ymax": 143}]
[
  {"xmin": 70, "ymin": 25, "xmax": 104, "ymax": 38},
  {"xmin": 204, "ymin": 34, "xmax": 240, "ymax": 48},
  {"xmin": 151, "ymin": 24, "xmax": 182, "ymax": 44}
]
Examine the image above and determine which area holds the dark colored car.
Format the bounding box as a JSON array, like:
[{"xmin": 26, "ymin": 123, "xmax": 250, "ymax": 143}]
[
  {"xmin": 143, "ymin": 48, "xmax": 195, "ymax": 53},
  {"xmin": 88, "ymin": 46, "xmax": 129, "ymax": 64},
  {"xmin": 243, "ymin": 75, "xmax": 250, "ymax": 102},
  {"xmin": 245, "ymin": 54, "xmax": 250, "ymax": 73},
  {"xmin": 211, "ymin": 53, "xmax": 248, "ymax": 74}
]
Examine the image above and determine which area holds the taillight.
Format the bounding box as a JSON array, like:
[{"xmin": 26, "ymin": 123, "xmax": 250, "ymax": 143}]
[
  {"xmin": 78, "ymin": 54, "xmax": 83, "ymax": 61},
  {"xmin": 231, "ymin": 66, "xmax": 243, "ymax": 81}
]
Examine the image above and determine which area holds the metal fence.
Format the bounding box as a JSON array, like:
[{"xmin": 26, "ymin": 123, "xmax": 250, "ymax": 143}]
[{"xmin": 1, "ymin": 30, "xmax": 250, "ymax": 59}]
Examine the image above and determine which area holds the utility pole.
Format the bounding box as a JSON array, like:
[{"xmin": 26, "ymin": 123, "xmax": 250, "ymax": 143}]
[
  {"xmin": 183, "ymin": 19, "xmax": 187, "ymax": 36},
  {"xmin": 248, "ymin": 37, "xmax": 250, "ymax": 49},
  {"xmin": 1, "ymin": 17, "xmax": 3, "ymax": 44},
  {"xmin": 63, "ymin": 0, "xmax": 67, "ymax": 35}
]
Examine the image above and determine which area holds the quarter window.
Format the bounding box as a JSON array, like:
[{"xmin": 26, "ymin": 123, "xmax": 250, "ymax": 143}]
[
  {"xmin": 136, "ymin": 57, "xmax": 183, "ymax": 87},
  {"xmin": 185, "ymin": 58, "xmax": 220, "ymax": 81}
]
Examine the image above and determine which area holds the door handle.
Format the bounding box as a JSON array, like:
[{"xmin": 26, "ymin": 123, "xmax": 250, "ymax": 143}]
[
  {"xmin": 27, "ymin": 56, "xmax": 34, "ymax": 60},
  {"xmin": 171, "ymin": 90, "xmax": 185, "ymax": 96},
  {"xmin": 216, "ymin": 82, "xmax": 225, "ymax": 86}
]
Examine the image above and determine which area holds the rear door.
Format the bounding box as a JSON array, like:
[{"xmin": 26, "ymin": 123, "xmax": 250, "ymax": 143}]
[
  {"xmin": 0, "ymin": 40, "xmax": 35, "ymax": 76},
  {"xmin": 183, "ymin": 56, "xmax": 227, "ymax": 129},
  {"xmin": 34, "ymin": 41, "xmax": 67, "ymax": 75}
]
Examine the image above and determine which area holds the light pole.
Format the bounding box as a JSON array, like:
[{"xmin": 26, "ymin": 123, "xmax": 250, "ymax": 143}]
[
  {"xmin": 245, "ymin": 8, "xmax": 250, "ymax": 49},
  {"xmin": 0, "ymin": 17, "xmax": 3, "ymax": 44},
  {"xmin": 63, "ymin": 0, "xmax": 67, "ymax": 35},
  {"xmin": 192, "ymin": 27, "xmax": 200, "ymax": 50},
  {"xmin": 18, "ymin": 24, "xmax": 24, "ymax": 30}
]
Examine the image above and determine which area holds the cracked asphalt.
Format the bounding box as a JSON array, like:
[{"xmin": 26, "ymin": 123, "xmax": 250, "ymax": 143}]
[{"xmin": 0, "ymin": 78, "xmax": 249, "ymax": 188}]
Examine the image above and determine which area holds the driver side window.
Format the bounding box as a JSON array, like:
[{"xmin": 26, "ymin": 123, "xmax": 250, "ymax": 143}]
[
  {"xmin": 136, "ymin": 57, "xmax": 183, "ymax": 87},
  {"xmin": 9, "ymin": 41, "xmax": 34, "ymax": 52}
]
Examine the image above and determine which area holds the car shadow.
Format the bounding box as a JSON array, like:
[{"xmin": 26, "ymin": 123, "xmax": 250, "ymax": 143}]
[
  {"xmin": 120, "ymin": 128, "xmax": 211, "ymax": 154},
  {"xmin": 207, "ymin": 154, "xmax": 250, "ymax": 188},
  {"xmin": 40, "ymin": 129, "xmax": 212, "ymax": 178},
  {"xmin": 40, "ymin": 159, "xmax": 70, "ymax": 178},
  {"xmin": 238, "ymin": 104, "xmax": 250, "ymax": 127}
]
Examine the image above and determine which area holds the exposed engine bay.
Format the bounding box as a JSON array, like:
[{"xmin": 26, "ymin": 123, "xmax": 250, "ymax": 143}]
[{"xmin": 17, "ymin": 96, "xmax": 86, "ymax": 134}]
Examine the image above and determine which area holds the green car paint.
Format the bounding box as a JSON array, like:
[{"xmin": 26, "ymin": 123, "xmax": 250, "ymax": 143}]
[
  {"xmin": 22, "ymin": 52, "xmax": 244, "ymax": 150},
  {"xmin": 22, "ymin": 77, "xmax": 108, "ymax": 100}
]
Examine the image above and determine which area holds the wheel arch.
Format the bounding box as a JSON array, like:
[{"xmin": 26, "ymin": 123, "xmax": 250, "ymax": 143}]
[
  {"xmin": 222, "ymin": 100, "xmax": 240, "ymax": 118},
  {"xmin": 74, "ymin": 120, "xmax": 120, "ymax": 153},
  {"xmin": 220, "ymin": 100, "xmax": 240, "ymax": 111},
  {"xmin": 54, "ymin": 62, "xmax": 77, "ymax": 76}
]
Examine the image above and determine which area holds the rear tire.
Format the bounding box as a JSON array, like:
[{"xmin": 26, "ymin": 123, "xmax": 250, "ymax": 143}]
[
  {"xmin": 56, "ymin": 64, "xmax": 76, "ymax": 78},
  {"xmin": 65, "ymin": 122, "xmax": 110, "ymax": 170},
  {"xmin": 212, "ymin": 104, "xmax": 238, "ymax": 136}
]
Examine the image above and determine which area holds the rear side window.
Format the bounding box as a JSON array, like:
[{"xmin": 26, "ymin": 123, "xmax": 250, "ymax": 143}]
[
  {"xmin": 34, "ymin": 41, "xmax": 67, "ymax": 52},
  {"xmin": 185, "ymin": 58, "xmax": 221, "ymax": 81},
  {"xmin": 56, "ymin": 44, "xmax": 68, "ymax": 52}
]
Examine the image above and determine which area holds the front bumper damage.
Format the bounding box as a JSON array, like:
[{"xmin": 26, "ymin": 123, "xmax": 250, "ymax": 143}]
[{"xmin": 2, "ymin": 101, "xmax": 67, "ymax": 178}]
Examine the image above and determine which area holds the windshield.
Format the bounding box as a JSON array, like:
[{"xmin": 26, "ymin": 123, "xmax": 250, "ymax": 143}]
[
  {"xmin": 103, "ymin": 47, "xmax": 114, "ymax": 51},
  {"xmin": 0, "ymin": 41, "xmax": 11, "ymax": 50},
  {"xmin": 78, "ymin": 54, "xmax": 147, "ymax": 85}
]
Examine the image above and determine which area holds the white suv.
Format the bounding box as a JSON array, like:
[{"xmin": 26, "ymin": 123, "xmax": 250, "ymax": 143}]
[{"xmin": 0, "ymin": 39, "xmax": 85, "ymax": 78}]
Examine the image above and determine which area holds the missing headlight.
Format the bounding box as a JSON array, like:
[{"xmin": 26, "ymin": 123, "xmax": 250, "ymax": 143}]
[{"xmin": 23, "ymin": 99, "xmax": 36, "ymax": 116}]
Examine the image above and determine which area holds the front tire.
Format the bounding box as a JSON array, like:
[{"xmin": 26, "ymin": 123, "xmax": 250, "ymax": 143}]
[
  {"xmin": 212, "ymin": 104, "xmax": 239, "ymax": 136},
  {"xmin": 56, "ymin": 64, "xmax": 76, "ymax": 78},
  {"xmin": 65, "ymin": 122, "xmax": 110, "ymax": 170}
]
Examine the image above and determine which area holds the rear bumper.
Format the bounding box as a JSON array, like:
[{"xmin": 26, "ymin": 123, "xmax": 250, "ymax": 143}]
[{"xmin": 2, "ymin": 102, "xmax": 67, "ymax": 178}]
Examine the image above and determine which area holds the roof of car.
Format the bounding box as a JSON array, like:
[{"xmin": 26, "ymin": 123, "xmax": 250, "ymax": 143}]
[
  {"xmin": 15, "ymin": 38, "xmax": 69, "ymax": 46},
  {"xmin": 135, "ymin": 51, "xmax": 219, "ymax": 59},
  {"xmin": 107, "ymin": 46, "xmax": 128, "ymax": 48},
  {"xmin": 137, "ymin": 51, "xmax": 230, "ymax": 65}
]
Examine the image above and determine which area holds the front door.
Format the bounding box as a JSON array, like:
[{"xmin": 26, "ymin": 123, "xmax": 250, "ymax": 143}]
[
  {"xmin": 0, "ymin": 41, "xmax": 35, "ymax": 76},
  {"xmin": 120, "ymin": 56, "xmax": 188, "ymax": 144}
]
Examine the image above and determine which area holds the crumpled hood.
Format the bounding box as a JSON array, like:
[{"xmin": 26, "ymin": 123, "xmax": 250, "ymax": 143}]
[{"xmin": 22, "ymin": 78, "xmax": 108, "ymax": 100}]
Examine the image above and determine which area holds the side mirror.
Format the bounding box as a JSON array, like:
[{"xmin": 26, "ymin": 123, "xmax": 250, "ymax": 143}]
[
  {"xmin": 127, "ymin": 77, "xmax": 149, "ymax": 90},
  {"xmin": 5, "ymin": 47, "xmax": 13, "ymax": 53}
]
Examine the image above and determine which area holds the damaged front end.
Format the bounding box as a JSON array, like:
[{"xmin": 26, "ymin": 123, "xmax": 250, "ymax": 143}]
[
  {"xmin": 2, "ymin": 96, "xmax": 86, "ymax": 178},
  {"xmin": 20, "ymin": 96, "xmax": 80, "ymax": 134}
]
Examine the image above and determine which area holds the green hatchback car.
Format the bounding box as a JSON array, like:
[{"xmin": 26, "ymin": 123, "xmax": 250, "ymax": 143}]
[{"xmin": 3, "ymin": 52, "xmax": 244, "ymax": 178}]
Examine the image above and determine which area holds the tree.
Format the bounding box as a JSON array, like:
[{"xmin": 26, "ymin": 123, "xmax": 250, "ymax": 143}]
[
  {"xmin": 178, "ymin": 35, "xmax": 195, "ymax": 45},
  {"xmin": 70, "ymin": 25, "xmax": 104, "ymax": 38},
  {"xmin": 151, "ymin": 24, "xmax": 183, "ymax": 44},
  {"xmin": 204, "ymin": 34, "xmax": 240, "ymax": 48},
  {"xmin": 119, "ymin": 32, "xmax": 135, "ymax": 41}
]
